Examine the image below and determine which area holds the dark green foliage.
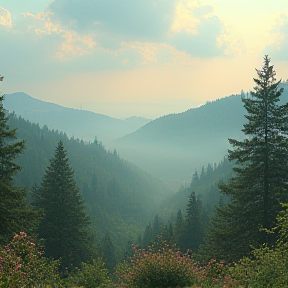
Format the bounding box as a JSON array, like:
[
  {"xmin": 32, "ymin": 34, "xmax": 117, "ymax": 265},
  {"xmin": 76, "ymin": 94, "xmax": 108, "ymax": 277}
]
[
  {"xmin": 101, "ymin": 234, "xmax": 117, "ymax": 274},
  {"xmin": 0, "ymin": 95, "xmax": 38, "ymax": 245},
  {"xmin": 68, "ymin": 258, "xmax": 111, "ymax": 288},
  {"xmin": 230, "ymin": 204, "xmax": 288, "ymax": 288},
  {"xmin": 174, "ymin": 209, "xmax": 185, "ymax": 248},
  {"xmin": 6, "ymin": 113, "xmax": 169, "ymax": 261},
  {"xmin": 142, "ymin": 222, "xmax": 153, "ymax": 247},
  {"xmin": 152, "ymin": 214, "xmax": 162, "ymax": 240},
  {"xmin": 32, "ymin": 141, "xmax": 95, "ymax": 272},
  {"xmin": 206, "ymin": 56, "xmax": 288, "ymax": 261},
  {"xmin": 142, "ymin": 214, "xmax": 169, "ymax": 248},
  {"xmin": 183, "ymin": 191, "xmax": 205, "ymax": 252},
  {"xmin": 151, "ymin": 159, "xmax": 233, "ymax": 254},
  {"xmin": 159, "ymin": 223, "xmax": 174, "ymax": 246},
  {"xmin": 161, "ymin": 158, "xmax": 233, "ymax": 220}
]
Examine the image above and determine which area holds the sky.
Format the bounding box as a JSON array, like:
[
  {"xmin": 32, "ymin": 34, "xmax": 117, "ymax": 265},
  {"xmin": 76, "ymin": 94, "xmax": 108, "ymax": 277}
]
[{"xmin": 0, "ymin": 0, "xmax": 287, "ymax": 119}]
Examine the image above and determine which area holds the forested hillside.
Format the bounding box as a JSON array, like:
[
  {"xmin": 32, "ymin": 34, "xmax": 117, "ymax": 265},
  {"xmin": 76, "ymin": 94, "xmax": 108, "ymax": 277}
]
[
  {"xmin": 2, "ymin": 57, "xmax": 288, "ymax": 288},
  {"xmin": 160, "ymin": 158, "xmax": 234, "ymax": 219},
  {"xmin": 113, "ymin": 81, "xmax": 288, "ymax": 186},
  {"xmin": 7, "ymin": 113, "xmax": 170, "ymax": 260}
]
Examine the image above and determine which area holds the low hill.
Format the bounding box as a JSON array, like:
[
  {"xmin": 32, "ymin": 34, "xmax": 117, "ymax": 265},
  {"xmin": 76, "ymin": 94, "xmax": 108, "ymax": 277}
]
[{"xmin": 4, "ymin": 92, "xmax": 150, "ymax": 144}]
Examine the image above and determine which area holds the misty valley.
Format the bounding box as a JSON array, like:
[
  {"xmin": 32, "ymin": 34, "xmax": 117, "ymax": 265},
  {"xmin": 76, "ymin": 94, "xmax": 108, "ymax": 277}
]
[{"xmin": 1, "ymin": 58, "xmax": 288, "ymax": 288}]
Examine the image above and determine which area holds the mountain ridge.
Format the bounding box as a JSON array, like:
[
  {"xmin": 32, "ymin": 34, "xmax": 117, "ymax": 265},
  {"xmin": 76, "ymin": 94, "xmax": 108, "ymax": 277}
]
[
  {"xmin": 3, "ymin": 92, "xmax": 151, "ymax": 144},
  {"xmin": 111, "ymin": 82, "xmax": 288, "ymax": 186}
]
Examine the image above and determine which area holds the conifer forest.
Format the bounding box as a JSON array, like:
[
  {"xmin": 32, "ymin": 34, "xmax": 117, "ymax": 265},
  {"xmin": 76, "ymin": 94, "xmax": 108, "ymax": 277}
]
[{"xmin": 1, "ymin": 56, "xmax": 288, "ymax": 288}]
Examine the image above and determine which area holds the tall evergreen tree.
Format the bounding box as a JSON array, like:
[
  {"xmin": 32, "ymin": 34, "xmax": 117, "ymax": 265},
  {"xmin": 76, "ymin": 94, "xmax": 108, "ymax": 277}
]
[
  {"xmin": 183, "ymin": 191, "xmax": 205, "ymax": 252},
  {"xmin": 142, "ymin": 222, "xmax": 153, "ymax": 247},
  {"xmin": 0, "ymin": 93, "xmax": 37, "ymax": 244},
  {"xmin": 174, "ymin": 209, "xmax": 185, "ymax": 248},
  {"xmin": 152, "ymin": 214, "xmax": 162, "ymax": 240},
  {"xmin": 190, "ymin": 169, "xmax": 199, "ymax": 186},
  {"xmin": 33, "ymin": 141, "xmax": 95, "ymax": 272},
  {"xmin": 101, "ymin": 234, "xmax": 116, "ymax": 274},
  {"xmin": 206, "ymin": 55, "xmax": 288, "ymax": 261}
]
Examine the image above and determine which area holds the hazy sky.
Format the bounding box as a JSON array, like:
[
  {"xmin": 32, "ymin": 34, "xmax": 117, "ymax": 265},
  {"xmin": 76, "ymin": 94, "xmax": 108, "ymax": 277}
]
[{"xmin": 0, "ymin": 0, "xmax": 287, "ymax": 118}]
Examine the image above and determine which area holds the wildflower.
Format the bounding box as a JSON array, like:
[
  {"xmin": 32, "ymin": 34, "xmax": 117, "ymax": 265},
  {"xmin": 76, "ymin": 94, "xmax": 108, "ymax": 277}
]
[
  {"xmin": 4, "ymin": 245, "xmax": 11, "ymax": 252},
  {"xmin": 131, "ymin": 244, "xmax": 137, "ymax": 250},
  {"xmin": 29, "ymin": 242, "xmax": 36, "ymax": 247}
]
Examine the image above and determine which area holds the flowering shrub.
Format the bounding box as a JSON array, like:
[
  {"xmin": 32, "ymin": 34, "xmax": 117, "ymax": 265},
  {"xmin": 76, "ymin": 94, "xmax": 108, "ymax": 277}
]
[
  {"xmin": 115, "ymin": 242, "xmax": 198, "ymax": 288},
  {"xmin": 196, "ymin": 258, "xmax": 231, "ymax": 287},
  {"xmin": 0, "ymin": 232, "xmax": 60, "ymax": 288}
]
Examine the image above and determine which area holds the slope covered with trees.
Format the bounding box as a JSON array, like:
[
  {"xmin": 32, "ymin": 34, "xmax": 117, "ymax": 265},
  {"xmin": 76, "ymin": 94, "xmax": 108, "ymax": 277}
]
[
  {"xmin": 6, "ymin": 113, "xmax": 170, "ymax": 261},
  {"xmin": 0, "ymin": 94, "xmax": 38, "ymax": 245},
  {"xmin": 113, "ymin": 81, "xmax": 288, "ymax": 186},
  {"xmin": 2, "ymin": 56, "xmax": 288, "ymax": 288}
]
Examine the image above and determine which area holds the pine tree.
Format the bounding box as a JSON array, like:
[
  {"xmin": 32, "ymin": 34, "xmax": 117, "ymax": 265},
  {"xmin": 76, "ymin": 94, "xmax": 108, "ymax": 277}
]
[
  {"xmin": 174, "ymin": 209, "xmax": 185, "ymax": 249},
  {"xmin": 152, "ymin": 214, "xmax": 162, "ymax": 240},
  {"xmin": 142, "ymin": 222, "xmax": 153, "ymax": 247},
  {"xmin": 0, "ymin": 94, "xmax": 37, "ymax": 244},
  {"xmin": 206, "ymin": 55, "xmax": 288, "ymax": 261},
  {"xmin": 190, "ymin": 169, "xmax": 199, "ymax": 186},
  {"xmin": 183, "ymin": 191, "xmax": 205, "ymax": 252},
  {"xmin": 33, "ymin": 141, "xmax": 95, "ymax": 272},
  {"xmin": 101, "ymin": 234, "xmax": 116, "ymax": 274}
]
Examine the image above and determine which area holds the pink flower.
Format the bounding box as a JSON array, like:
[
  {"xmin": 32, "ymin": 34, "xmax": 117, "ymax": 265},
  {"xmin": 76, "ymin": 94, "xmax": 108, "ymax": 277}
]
[
  {"xmin": 131, "ymin": 244, "xmax": 137, "ymax": 250},
  {"xmin": 4, "ymin": 245, "xmax": 11, "ymax": 252},
  {"xmin": 19, "ymin": 231, "xmax": 27, "ymax": 237}
]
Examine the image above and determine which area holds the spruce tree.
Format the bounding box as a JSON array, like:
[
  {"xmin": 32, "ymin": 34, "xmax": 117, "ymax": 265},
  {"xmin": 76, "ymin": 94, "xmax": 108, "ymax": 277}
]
[
  {"xmin": 33, "ymin": 141, "xmax": 95, "ymax": 272},
  {"xmin": 174, "ymin": 209, "xmax": 184, "ymax": 248},
  {"xmin": 206, "ymin": 55, "xmax": 288, "ymax": 261},
  {"xmin": 0, "ymin": 93, "xmax": 37, "ymax": 244},
  {"xmin": 101, "ymin": 234, "xmax": 116, "ymax": 274},
  {"xmin": 183, "ymin": 191, "xmax": 205, "ymax": 252},
  {"xmin": 142, "ymin": 222, "xmax": 153, "ymax": 247}
]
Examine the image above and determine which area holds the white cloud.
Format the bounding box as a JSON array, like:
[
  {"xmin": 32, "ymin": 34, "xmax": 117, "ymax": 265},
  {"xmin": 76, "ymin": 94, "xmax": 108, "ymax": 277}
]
[
  {"xmin": 0, "ymin": 8, "xmax": 12, "ymax": 27},
  {"xmin": 264, "ymin": 13, "xmax": 288, "ymax": 61}
]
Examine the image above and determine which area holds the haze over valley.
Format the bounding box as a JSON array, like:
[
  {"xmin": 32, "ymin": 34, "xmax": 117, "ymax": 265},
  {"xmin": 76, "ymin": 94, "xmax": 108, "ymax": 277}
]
[
  {"xmin": 1, "ymin": 0, "xmax": 288, "ymax": 286},
  {"xmin": 4, "ymin": 80, "xmax": 288, "ymax": 188}
]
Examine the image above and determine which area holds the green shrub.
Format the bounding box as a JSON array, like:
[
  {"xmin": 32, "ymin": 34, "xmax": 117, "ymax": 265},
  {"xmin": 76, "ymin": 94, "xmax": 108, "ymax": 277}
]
[
  {"xmin": 68, "ymin": 258, "xmax": 111, "ymax": 288},
  {"xmin": 230, "ymin": 204, "xmax": 288, "ymax": 288}
]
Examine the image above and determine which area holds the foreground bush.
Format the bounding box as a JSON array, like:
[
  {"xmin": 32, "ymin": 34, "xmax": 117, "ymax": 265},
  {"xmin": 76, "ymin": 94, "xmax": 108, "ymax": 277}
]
[
  {"xmin": 0, "ymin": 232, "xmax": 60, "ymax": 288},
  {"xmin": 116, "ymin": 242, "xmax": 198, "ymax": 288},
  {"xmin": 230, "ymin": 204, "xmax": 288, "ymax": 288},
  {"xmin": 67, "ymin": 258, "xmax": 111, "ymax": 288}
]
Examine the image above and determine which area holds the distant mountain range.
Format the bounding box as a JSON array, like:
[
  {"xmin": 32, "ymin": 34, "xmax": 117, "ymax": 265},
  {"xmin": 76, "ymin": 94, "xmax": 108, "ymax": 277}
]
[
  {"xmin": 4, "ymin": 81, "xmax": 288, "ymax": 188},
  {"xmin": 3, "ymin": 92, "xmax": 150, "ymax": 144}
]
